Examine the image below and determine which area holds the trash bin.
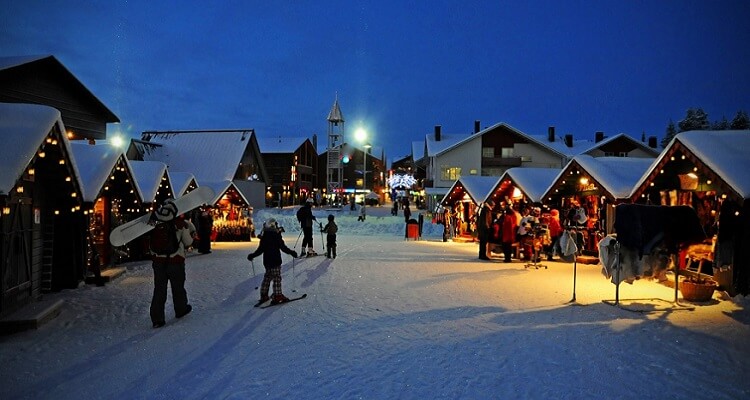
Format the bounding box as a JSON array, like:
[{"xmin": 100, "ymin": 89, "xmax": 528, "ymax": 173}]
[{"xmin": 405, "ymin": 220, "xmax": 419, "ymax": 240}]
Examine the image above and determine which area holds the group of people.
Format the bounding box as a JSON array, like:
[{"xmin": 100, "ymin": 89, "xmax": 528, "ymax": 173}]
[{"xmin": 476, "ymin": 201, "xmax": 566, "ymax": 263}]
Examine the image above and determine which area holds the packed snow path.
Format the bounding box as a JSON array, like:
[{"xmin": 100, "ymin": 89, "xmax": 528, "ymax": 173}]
[{"xmin": 1, "ymin": 207, "xmax": 748, "ymax": 399}]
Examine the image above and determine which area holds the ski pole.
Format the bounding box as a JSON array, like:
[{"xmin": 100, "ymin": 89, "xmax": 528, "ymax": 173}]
[
  {"xmin": 291, "ymin": 254, "xmax": 297, "ymax": 292},
  {"xmin": 293, "ymin": 229, "xmax": 303, "ymax": 250},
  {"xmin": 319, "ymin": 222, "xmax": 325, "ymax": 253},
  {"xmin": 250, "ymin": 259, "xmax": 256, "ymax": 277}
]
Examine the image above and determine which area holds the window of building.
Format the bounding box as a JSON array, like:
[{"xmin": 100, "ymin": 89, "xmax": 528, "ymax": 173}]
[
  {"xmin": 441, "ymin": 166, "xmax": 461, "ymax": 181},
  {"xmin": 501, "ymin": 147, "xmax": 514, "ymax": 158},
  {"xmin": 482, "ymin": 147, "xmax": 494, "ymax": 158},
  {"xmin": 469, "ymin": 169, "xmax": 478, "ymax": 175}
]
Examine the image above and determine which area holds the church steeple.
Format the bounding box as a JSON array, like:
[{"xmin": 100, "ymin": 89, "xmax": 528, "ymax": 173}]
[
  {"xmin": 326, "ymin": 94, "xmax": 345, "ymax": 197},
  {"xmin": 327, "ymin": 94, "xmax": 345, "ymax": 125}
]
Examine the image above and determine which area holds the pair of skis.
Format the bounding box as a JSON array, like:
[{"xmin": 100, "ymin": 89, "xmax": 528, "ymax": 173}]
[{"xmin": 253, "ymin": 294, "xmax": 307, "ymax": 308}]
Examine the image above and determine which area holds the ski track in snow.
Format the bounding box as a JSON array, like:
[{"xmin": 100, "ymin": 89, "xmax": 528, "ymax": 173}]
[{"xmin": 1, "ymin": 206, "xmax": 749, "ymax": 400}]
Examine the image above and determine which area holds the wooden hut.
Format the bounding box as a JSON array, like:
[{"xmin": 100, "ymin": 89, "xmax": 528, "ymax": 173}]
[
  {"xmin": 0, "ymin": 103, "xmax": 86, "ymax": 317},
  {"xmin": 629, "ymin": 131, "xmax": 750, "ymax": 295},
  {"xmin": 439, "ymin": 176, "xmax": 498, "ymax": 241}
]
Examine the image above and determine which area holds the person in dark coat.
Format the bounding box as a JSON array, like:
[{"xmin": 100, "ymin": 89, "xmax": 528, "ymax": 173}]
[
  {"xmin": 502, "ymin": 206, "xmax": 518, "ymax": 263},
  {"xmin": 477, "ymin": 200, "xmax": 494, "ymax": 260},
  {"xmin": 247, "ymin": 218, "xmax": 298, "ymax": 304},
  {"xmin": 197, "ymin": 206, "xmax": 213, "ymax": 254},
  {"xmin": 296, "ymin": 198, "xmax": 318, "ymax": 256}
]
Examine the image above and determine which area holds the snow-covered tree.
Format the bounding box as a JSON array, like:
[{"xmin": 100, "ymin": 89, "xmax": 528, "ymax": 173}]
[
  {"xmin": 677, "ymin": 108, "xmax": 710, "ymax": 132},
  {"xmin": 730, "ymin": 110, "xmax": 750, "ymax": 130},
  {"xmin": 662, "ymin": 120, "xmax": 677, "ymax": 148},
  {"xmin": 712, "ymin": 116, "xmax": 730, "ymax": 130}
]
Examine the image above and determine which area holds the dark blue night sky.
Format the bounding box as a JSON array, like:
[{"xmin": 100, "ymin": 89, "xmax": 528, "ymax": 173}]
[{"xmin": 2, "ymin": 0, "xmax": 749, "ymax": 159}]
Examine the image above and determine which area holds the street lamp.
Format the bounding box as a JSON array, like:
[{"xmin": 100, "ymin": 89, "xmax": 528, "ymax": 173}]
[{"xmin": 362, "ymin": 143, "xmax": 372, "ymax": 192}]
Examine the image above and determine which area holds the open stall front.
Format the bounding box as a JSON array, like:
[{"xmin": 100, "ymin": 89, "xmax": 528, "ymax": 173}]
[
  {"xmin": 542, "ymin": 156, "xmax": 655, "ymax": 256},
  {"xmin": 439, "ymin": 176, "xmax": 498, "ymax": 242},
  {"xmin": 205, "ymin": 181, "xmax": 255, "ymax": 242},
  {"xmin": 629, "ymin": 131, "xmax": 750, "ymax": 296},
  {"xmin": 126, "ymin": 160, "xmax": 174, "ymax": 260}
]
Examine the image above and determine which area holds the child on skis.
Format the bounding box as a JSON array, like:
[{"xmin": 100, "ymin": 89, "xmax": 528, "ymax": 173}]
[
  {"xmin": 320, "ymin": 214, "xmax": 338, "ymax": 258},
  {"xmin": 247, "ymin": 218, "xmax": 298, "ymax": 305}
]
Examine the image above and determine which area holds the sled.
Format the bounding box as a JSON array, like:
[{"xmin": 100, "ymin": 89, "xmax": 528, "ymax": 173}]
[{"xmin": 109, "ymin": 186, "xmax": 215, "ymax": 247}]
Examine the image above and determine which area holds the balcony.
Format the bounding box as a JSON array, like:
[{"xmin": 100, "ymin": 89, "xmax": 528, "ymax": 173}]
[{"xmin": 482, "ymin": 156, "xmax": 522, "ymax": 167}]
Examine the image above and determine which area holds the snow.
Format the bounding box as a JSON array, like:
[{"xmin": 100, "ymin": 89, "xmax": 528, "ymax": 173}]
[{"xmin": 1, "ymin": 206, "xmax": 749, "ymax": 400}]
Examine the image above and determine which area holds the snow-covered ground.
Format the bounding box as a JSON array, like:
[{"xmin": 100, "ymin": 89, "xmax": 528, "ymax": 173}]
[{"xmin": 1, "ymin": 205, "xmax": 748, "ymax": 400}]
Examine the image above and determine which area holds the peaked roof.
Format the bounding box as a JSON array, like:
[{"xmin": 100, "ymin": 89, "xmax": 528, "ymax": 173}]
[
  {"xmin": 138, "ymin": 130, "xmax": 254, "ymax": 183},
  {"xmin": 585, "ymin": 132, "xmax": 661, "ymax": 156},
  {"xmin": 440, "ymin": 176, "xmax": 500, "ymax": 206},
  {"xmin": 630, "ymin": 130, "xmax": 750, "ymax": 201},
  {"xmin": 327, "ymin": 96, "xmax": 345, "ymax": 123},
  {"xmin": 492, "ymin": 168, "xmax": 561, "ymax": 204},
  {"xmin": 256, "ymin": 136, "xmax": 308, "ymax": 153},
  {"xmin": 0, "ymin": 55, "xmax": 119, "ymax": 122},
  {"xmin": 0, "ymin": 102, "xmax": 80, "ymax": 195},
  {"xmin": 128, "ymin": 160, "xmax": 169, "ymax": 202},
  {"xmin": 69, "ymin": 142, "xmax": 130, "ymax": 202},
  {"xmin": 548, "ymin": 155, "xmax": 655, "ymax": 201},
  {"xmin": 168, "ymin": 171, "xmax": 198, "ymax": 197}
]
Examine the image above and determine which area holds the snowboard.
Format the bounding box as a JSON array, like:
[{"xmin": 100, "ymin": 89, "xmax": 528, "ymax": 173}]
[
  {"xmin": 109, "ymin": 186, "xmax": 215, "ymax": 247},
  {"xmin": 260, "ymin": 294, "xmax": 307, "ymax": 308}
]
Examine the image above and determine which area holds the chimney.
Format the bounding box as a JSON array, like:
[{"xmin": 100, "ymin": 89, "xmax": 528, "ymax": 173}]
[
  {"xmin": 434, "ymin": 125, "xmax": 442, "ymax": 141},
  {"xmin": 474, "ymin": 120, "xmax": 481, "ymax": 134},
  {"xmin": 312, "ymin": 133, "xmax": 317, "ymax": 150},
  {"xmin": 648, "ymin": 136, "xmax": 658, "ymax": 148},
  {"xmin": 595, "ymin": 131, "xmax": 604, "ymax": 143},
  {"xmin": 548, "ymin": 126, "xmax": 555, "ymax": 142},
  {"xmin": 564, "ymin": 134, "xmax": 573, "ymax": 148}
]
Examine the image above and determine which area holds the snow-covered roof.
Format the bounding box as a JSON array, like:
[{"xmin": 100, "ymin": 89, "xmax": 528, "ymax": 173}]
[
  {"xmin": 168, "ymin": 171, "xmax": 198, "ymax": 197},
  {"xmin": 411, "ymin": 140, "xmax": 425, "ymax": 162},
  {"xmin": 69, "ymin": 142, "xmax": 129, "ymax": 202},
  {"xmin": 495, "ymin": 168, "xmax": 561, "ymax": 203},
  {"xmin": 585, "ymin": 132, "xmax": 660, "ymax": 156},
  {"xmin": 425, "ymin": 133, "xmax": 466, "ymax": 157},
  {"xmin": 256, "ymin": 136, "xmax": 308, "ymax": 154},
  {"xmin": 0, "ymin": 103, "xmax": 77, "ymax": 195},
  {"xmin": 441, "ymin": 176, "xmax": 500, "ymax": 206},
  {"xmin": 631, "ymin": 130, "xmax": 750, "ymax": 200},
  {"xmin": 525, "ymin": 133, "xmax": 592, "ymax": 158},
  {"xmin": 128, "ymin": 160, "xmax": 169, "ymax": 203},
  {"xmin": 569, "ymin": 155, "xmax": 655, "ymax": 200},
  {"xmin": 140, "ymin": 131, "xmax": 252, "ymax": 183}
]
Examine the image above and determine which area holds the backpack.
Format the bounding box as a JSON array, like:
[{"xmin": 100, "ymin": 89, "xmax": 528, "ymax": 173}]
[{"xmin": 150, "ymin": 221, "xmax": 179, "ymax": 256}]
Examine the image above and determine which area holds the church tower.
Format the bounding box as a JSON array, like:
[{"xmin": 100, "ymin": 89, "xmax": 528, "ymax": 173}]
[{"xmin": 326, "ymin": 95, "xmax": 345, "ymax": 197}]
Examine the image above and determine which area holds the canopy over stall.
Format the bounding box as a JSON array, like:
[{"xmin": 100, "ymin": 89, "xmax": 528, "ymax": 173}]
[{"xmin": 439, "ymin": 176, "xmax": 499, "ymax": 240}]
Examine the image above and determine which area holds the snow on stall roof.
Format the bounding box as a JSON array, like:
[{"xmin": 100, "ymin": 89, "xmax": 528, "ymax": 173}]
[
  {"xmin": 501, "ymin": 168, "xmax": 561, "ymax": 203},
  {"xmin": 256, "ymin": 136, "xmax": 307, "ymax": 153},
  {"xmin": 677, "ymin": 130, "xmax": 750, "ymax": 199},
  {"xmin": 574, "ymin": 155, "xmax": 655, "ymax": 200},
  {"xmin": 128, "ymin": 160, "xmax": 168, "ymax": 203},
  {"xmin": 199, "ymin": 180, "xmax": 232, "ymax": 204},
  {"xmin": 442, "ymin": 175, "xmax": 499, "ymax": 205},
  {"xmin": 168, "ymin": 171, "xmax": 197, "ymax": 197},
  {"xmin": 141, "ymin": 131, "xmax": 250, "ymax": 183},
  {"xmin": 0, "ymin": 103, "xmax": 66, "ymax": 194},
  {"xmin": 69, "ymin": 143, "xmax": 126, "ymax": 202}
]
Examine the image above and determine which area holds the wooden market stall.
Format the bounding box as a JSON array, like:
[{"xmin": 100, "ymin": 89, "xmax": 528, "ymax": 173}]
[
  {"xmin": 542, "ymin": 155, "xmax": 654, "ymax": 255},
  {"xmin": 629, "ymin": 130, "xmax": 750, "ymax": 296},
  {"xmin": 439, "ymin": 176, "xmax": 498, "ymax": 241},
  {"xmin": 203, "ymin": 180, "xmax": 263, "ymax": 242},
  {"xmin": 0, "ymin": 104, "xmax": 87, "ymax": 317},
  {"xmin": 126, "ymin": 160, "xmax": 174, "ymax": 259}
]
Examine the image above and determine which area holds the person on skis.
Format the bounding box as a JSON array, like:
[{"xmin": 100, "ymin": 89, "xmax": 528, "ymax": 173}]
[
  {"xmin": 296, "ymin": 198, "xmax": 317, "ymax": 257},
  {"xmin": 320, "ymin": 214, "xmax": 338, "ymax": 258},
  {"xmin": 247, "ymin": 218, "xmax": 298, "ymax": 305}
]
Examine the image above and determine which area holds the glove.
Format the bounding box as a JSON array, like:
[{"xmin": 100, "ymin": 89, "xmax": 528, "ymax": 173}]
[
  {"xmin": 291, "ymin": 251, "xmax": 298, "ymax": 258},
  {"xmin": 247, "ymin": 254, "xmax": 254, "ymax": 261}
]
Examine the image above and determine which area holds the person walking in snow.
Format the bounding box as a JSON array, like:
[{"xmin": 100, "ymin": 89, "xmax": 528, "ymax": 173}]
[
  {"xmin": 247, "ymin": 218, "xmax": 298, "ymax": 305},
  {"xmin": 477, "ymin": 200, "xmax": 494, "ymax": 260},
  {"xmin": 296, "ymin": 198, "xmax": 317, "ymax": 256},
  {"xmin": 320, "ymin": 214, "xmax": 338, "ymax": 258},
  {"xmin": 357, "ymin": 202, "xmax": 366, "ymax": 222},
  {"xmin": 149, "ymin": 200, "xmax": 194, "ymax": 328}
]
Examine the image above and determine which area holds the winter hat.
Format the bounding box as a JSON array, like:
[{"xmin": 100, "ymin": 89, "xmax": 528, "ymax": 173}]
[
  {"xmin": 264, "ymin": 218, "xmax": 278, "ymax": 229},
  {"xmin": 155, "ymin": 199, "xmax": 177, "ymax": 222},
  {"xmin": 328, "ymin": 214, "xmax": 335, "ymax": 221}
]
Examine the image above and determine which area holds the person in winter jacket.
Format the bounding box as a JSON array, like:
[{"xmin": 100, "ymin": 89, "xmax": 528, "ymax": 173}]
[
  {"xmin": 357, "ymin": 202, "xmax": 366, "ymax": 222},
  {"xmin": 296, "ymin": 198, "xmax": 318, "ymax": 256},
  {"xmin": 477, "ymin": 200, "xmax": 494, "ymax": 260},
  {"xmin": 545, "ymin": 209, "xmax": 563, "ymax": 261},
  {"xmin": 150, "ymin": 200, "xmax": 194, "ymax": 328},
  {"xmin": 320, "ymin": 214, "xmax": 338, "ymax": 258},
  {"xmin": 501, "ymin": 206, "xmax": 519, "ymax": 263},
  {"xmin": 247, "ymin": 218, "xmax": 298, "ymax": 305}
]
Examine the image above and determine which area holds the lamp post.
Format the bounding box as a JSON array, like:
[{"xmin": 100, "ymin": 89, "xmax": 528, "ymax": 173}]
[{"xmin": 354, "ymin": 127, "xmax": 372, "ymax": 194}]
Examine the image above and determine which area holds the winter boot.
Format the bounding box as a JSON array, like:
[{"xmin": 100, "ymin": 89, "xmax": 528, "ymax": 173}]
[
  {"xmin": 270, "ymin": 294, "xmax": 290, "ymax": 305},
  {"xmin": 254, "ymin": 295, "xmax": 270, "ymax": 307},
  {"xmin": 307, "ymin": 249, "xmax": 317, "ymax": 257}
]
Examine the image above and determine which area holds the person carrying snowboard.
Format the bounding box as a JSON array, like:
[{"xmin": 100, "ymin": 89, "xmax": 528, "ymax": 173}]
[
  {"xmin": 149, "ymin": 199, "xmax": 194, "ymax": 328},
  {"xmin": 296, "ymin": 198, "xmax": 317, "ymax": 257},
  {"xmin": 320, "ymin": 214, "xmax": 338, "ymax": 258},
  {"xmin": 247, "ymin": 218, "xmax": 298, "ymax": 305}
]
